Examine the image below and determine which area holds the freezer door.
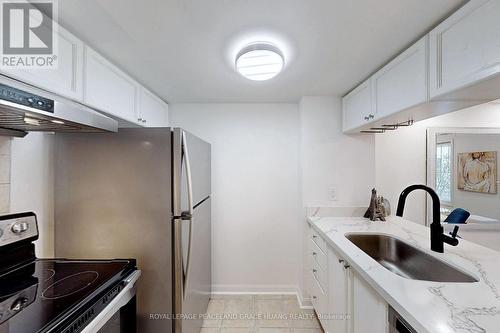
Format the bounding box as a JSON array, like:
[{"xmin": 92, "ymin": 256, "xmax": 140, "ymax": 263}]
[
  {"xmin": 173, "ymin": 128, "xmax": 211, "ymax": 218},
  {"xmin": 54, "ymin": 128, "xmax": 173, "ymax": 333},
  {"xmin": 173, "ymin": 198, "xmax": 211, "ymax": 333}
]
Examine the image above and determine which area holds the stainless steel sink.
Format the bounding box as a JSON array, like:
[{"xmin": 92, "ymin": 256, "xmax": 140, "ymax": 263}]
[{"xmin": 345, "ymin": 233, "xmax": 478, "ymax": 283}]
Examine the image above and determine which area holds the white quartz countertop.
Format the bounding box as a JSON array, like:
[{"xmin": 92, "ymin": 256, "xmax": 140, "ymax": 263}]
[{"xmin": 307, "ymin": 216, "xmax": 500, "ymax": 333}]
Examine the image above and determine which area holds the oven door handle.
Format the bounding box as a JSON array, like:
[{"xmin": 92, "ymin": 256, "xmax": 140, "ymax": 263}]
[{"xmin": 80, "ymin": 270, "xmax": 142, "ymax": 333}]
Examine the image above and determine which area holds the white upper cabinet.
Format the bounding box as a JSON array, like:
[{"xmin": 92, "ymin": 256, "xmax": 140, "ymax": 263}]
[
  {"xmin": 342, "ymin": 79, "xmax": 373, "ymax": 132},
  {"xmin": 373, "ymin": 36, "xmax": 428, "ymax": 119},
  {"xmin": 137, "ymin": 87, "xmax": 169, "ymax": 127},
  {"xmin": 1, "ymin": 15, "xmax": 169, "ymax": 128},
  {"xmin": 83, "ymin": 46, "xmax": 139, "ymax": 124},
  {"xmin": 343, "ymin": 0, "xmax": 500, "ymax": 133},
  {"xmin": 1, "ymin": 26, "xmax": 84, "ymax": 101},
  {"xmin": 430, "ymin": 0, "xmax": 500, "ymax": 99}
]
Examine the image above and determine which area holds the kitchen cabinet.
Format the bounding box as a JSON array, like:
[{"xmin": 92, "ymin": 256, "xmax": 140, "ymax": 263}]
[
  {"xmin": 307, "ymin": 226, "xmax": 388, "ymax": 333},
  {"xmin": 352, "ymin": 272, "xmax": 388, "ymax": 333},
  {"xmin": 1, "ymin": 16, "xmax": 169, "ymax": 128},
  {"xmin": 137, "ymin": 87, "xmax": 169, "ymax": 127},
  {"xmin": 83, "ymin": 46, "xmax": 139, "ymax": 124},
  {"xmin": 342, "ymin": 79, "xmax": 374, "ymax": 132},
  {"xmin": 308, "ymin": 227, "xmax": 329, "ymax": 330},
  {"xmin": 1, "ymin": 26, "xmax": 84, "ymax": 101},
  {"xmin": 343, "ymin": 0, "xmax": 500, "ymax": 134},
  {"xmin": 327, "ymin": 247, "xmax": 350, "ymax": 333},
  {"xmin": 429, "ymin": 0, "xmax": 500, "ymax": 99},
  {"xmin": 373, "ymin": 36, "xmax": 428, "ymax": 119}
]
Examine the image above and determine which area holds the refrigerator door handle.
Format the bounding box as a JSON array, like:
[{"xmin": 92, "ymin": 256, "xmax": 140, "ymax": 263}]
[
  {"xmin": 181, "ymin": 130, "xmax": 194, "ymax": 218},
  {"xmin": 181, "ymin": 131, "xmax": 194, "ymax": 300}
]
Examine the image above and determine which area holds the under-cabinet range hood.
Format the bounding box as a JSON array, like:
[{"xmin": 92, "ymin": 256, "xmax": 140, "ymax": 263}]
[{"xmin": 0, "ymin": 77, "xmax": 117, "ymax": 137}]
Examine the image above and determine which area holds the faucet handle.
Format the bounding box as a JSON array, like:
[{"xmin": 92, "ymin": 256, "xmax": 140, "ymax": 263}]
[{"xmin": 450, "ymin": 225, "xmax": 460, "ymax": 239}]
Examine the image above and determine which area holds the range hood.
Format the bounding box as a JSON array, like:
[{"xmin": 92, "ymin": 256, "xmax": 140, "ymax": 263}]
[{"xmin": 0, "ymin": 77, "xmax": 118, "ymax": 137}]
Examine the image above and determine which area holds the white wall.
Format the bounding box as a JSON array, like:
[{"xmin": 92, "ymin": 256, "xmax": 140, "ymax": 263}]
[
  {"xmin": 10, "ymin": 133, "xmax": 55, "ymax": 257},
  {"xmin": 300, "ymin": 96, "xmax": 375, "ymax": 207},
  {"xmin": 170, "ymin": 103, "xmax": 302, "ymax": 293},
  {"xmin": 375, "ymin": 102, "xmax": 500, "ymax": 224}
]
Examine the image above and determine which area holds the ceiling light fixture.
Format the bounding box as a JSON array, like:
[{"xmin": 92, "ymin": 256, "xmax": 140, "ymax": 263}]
[{"xmin": 235, "ymin": 43, "xmax": 284, "ymax": 81}]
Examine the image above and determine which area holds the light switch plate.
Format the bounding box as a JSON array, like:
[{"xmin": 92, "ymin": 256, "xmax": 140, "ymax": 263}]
[{"xmin": 328, "ymin": 187, "xmax": 337, "ymax": 201}]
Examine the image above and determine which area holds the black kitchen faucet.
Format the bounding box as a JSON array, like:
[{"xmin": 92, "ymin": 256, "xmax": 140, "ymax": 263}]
[{"xmin": 396, "ymin": 184, "xmax": 459, "ymax": 253}]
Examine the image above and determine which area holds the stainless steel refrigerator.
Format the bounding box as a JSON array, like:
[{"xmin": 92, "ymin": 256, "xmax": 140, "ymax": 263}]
[{"xmin": 54, "ymin": 128, "xmax": 211, "ymax": 333}]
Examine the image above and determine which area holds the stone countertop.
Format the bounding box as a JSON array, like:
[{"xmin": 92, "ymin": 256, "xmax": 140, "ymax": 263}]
[{"xmin": 307, "ymin": 216, "xmax": 500, "ymax": 333}]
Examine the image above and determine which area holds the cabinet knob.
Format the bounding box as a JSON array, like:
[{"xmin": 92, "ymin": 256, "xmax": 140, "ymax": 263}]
[
  {"xmin": 343, "ymin": 263, "xmax": 351, "ymax": 269},
  {"xmin": 312, "ymin": 296, "xmax": 317, "ymax": 300},
  {"xmin": 312, "ymin": 252, "xmax": 317, "ymax": 256},
  {"xmin": 142, "ymin": 119, "xmax": 146, "ymax": 123},
  {"xmin": 369, "ymin": 114, "xmax": 375, "ymax": 119},
  {"xmin": 313, "ymin": 269, "xmax": 318, "ymax": 273},
  {"xmin": 312, "ymin": 235, "xmax": 317, "ymax": 239},
  {"xmin": 138, "ymin": 117, "xmax": 143, "ymax": 121},
  {"xmin": 364, "ymin": 116, "xmax": 370, "ymax": 121},
  {"xmin": 339, "ymin": 259, "xmax": 345, "ymax": 264}
]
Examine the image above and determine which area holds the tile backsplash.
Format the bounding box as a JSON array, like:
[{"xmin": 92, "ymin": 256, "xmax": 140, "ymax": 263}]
[{"xmin": 0, "ymin": 137, "xmax": 10, "ymax": 213}]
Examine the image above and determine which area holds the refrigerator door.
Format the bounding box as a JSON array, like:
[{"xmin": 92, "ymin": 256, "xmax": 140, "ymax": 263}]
[
  {"xmin": 181, "ymin": 198, "xmax": 211, "ymax": 333},
  {"xmin": 172, "ymin": 128, "xmax": 211, "ymax": 333},
  {"xmin": 54, "ymin": 128, "xmax": 173, "ymax": 333}
]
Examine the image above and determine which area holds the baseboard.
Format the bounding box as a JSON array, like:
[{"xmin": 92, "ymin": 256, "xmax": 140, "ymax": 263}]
[
  {"xmin": 211, "ymin": 285, "xmax": 313, "ymax": 309},
  {"xmin": 296, "ymin": 287, "xmax": 313, "ymax": 309}
]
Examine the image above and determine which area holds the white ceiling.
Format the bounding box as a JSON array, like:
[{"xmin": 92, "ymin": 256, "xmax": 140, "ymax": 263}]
[{"xmin": 56, "ymin": 0, "xmax": 466, "ymax": 103}]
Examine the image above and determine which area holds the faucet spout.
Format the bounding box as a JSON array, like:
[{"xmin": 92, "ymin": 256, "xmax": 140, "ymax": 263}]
[{"xmin": 396, "ymin": 184, "xmax": 459, "ymax": 253}]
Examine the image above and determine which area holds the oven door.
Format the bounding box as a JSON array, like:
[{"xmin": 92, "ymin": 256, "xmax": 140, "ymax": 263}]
[{"xmin": 81, "ymin": 270, "xmax": 141, "ymax": 333}]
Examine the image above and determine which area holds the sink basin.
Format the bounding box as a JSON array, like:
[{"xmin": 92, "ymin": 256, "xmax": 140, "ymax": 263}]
[{"xmin": 345, "ymin": 233, "xmax": 478, "ymax": 283}]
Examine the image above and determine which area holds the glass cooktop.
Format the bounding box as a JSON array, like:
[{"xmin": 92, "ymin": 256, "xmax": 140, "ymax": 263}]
[{"xmin": 0, "ymin": 259, "xmax": 134, "ymax": 333}]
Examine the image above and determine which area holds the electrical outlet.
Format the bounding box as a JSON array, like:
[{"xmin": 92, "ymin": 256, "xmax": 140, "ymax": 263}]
[{"xmin": 328, "ymin": 187, "xmax": 337, "ymax": 201}]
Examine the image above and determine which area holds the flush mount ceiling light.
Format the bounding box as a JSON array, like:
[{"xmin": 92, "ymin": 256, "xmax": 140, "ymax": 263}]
[{"xmin": 235, "ymin": 43, "xmax": 284, "ymax": 81}]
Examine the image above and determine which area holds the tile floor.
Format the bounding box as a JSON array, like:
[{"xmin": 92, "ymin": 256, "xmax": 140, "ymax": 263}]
[{"xmin": 200, "ymin": 295, "xmax": 324, "ymax": 333}]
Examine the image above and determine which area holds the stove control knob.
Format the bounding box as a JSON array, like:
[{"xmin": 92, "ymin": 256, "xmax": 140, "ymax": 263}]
[
  {"xmin": 11, "ymin": 297, "xmax": 28, "ymax": 313},
  {"xmin": 11, "ymin": 222, "xmax": 29, "ymax": 234}
]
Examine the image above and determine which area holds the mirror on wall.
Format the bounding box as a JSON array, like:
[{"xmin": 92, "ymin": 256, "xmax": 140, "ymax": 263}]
[{"xmin": 427, "ymin": 128, "xmax": 500, "ymax": 251}]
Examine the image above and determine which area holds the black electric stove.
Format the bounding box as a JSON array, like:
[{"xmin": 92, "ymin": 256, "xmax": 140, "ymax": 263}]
[{"xmin": 0, "ymin": 212, "xmax": 138, "ymax": 333}]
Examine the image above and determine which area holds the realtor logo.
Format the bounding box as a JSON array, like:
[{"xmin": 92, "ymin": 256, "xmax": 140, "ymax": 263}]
[{"xmin": 0, "ymin": 0, "xmax": 58, "ymax": 68}]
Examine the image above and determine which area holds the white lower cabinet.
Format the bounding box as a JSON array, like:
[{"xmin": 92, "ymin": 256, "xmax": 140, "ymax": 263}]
[
  {"xmin": 308, "ymin": 227, "xmax": 329, "ymax": 329},
  {"xmin": 352, "ymin": 272, "xmax": 388, "ymax": 333},
  {"xmin": 307, "ymin": 228, "xmax": 388, "ymax": 333},
  {"xmin": 327, "ymin": 247, "xmax": 349, "ymax": 333}
]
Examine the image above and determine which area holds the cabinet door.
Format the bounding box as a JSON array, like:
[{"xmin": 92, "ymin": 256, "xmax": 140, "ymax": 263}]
[
  {"xmin": 138, "ymin": 87, "xmax": 169, "ymax": 127},
  {"xmin": 429, "ymin": 0, "xmax": 500, "ymax": 98},
  {"xmin": 83, "ymin": 46, "xmax": 138, "ymax": 123},
  {"xmin": 342, "ymin": 80, "xmax": 373, "ymax": 132},
  {"xmin": 352, "ymin": 272, "xmax": 387, "ymax": 333},
  {"xmin": 1, "ymin": 26, "xmax": 84, "ymax": 101},
  {"xmin": 373, "ymin": 36, "xmax": 428, "ymax": 119},
  {"xmin": 327, "ymin": 247, "xmax": 349, "ymax": 333},
  {"xmin": 308, "ymin": 231, "xmax": 328, "ymax": 326}
]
